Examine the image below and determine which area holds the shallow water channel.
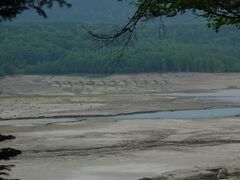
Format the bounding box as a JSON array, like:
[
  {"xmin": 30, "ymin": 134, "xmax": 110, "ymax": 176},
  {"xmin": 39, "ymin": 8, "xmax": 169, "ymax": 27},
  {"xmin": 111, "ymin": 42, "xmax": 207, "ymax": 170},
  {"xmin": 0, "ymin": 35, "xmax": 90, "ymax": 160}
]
[
  {"xmin": 104, "ymin": 89, "xmax": 240, "ymax": 120},
  {"xmin": 104, "ymin": 108, "xmax": 240, "ymax": 120},
  {"xmin": 0, "ymin": 107, "xmax": 239, "ymax": 127}
]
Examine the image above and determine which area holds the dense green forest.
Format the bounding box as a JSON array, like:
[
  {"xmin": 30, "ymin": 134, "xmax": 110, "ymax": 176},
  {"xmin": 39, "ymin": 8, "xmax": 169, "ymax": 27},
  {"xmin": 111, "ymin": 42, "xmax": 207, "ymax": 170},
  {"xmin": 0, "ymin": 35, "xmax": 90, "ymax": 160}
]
[
  {"xmin": 0, "ymin": 0, "xmax": 239, "ymax": 75},
  {"xmin": 1, "ymin": 0, "xmax": 239, "ymax": 75},
  {"xmin": 0, "ymin": 22, "xmax": 240, "ymax": 75}
]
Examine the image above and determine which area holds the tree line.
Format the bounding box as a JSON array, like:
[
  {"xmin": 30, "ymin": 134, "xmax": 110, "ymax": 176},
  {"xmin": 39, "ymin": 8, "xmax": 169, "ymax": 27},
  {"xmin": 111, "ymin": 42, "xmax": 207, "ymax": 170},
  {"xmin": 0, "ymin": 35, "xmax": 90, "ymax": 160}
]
[{"xmin": 0, "ymin": 23, "xmax": 239, "ymax": 76}]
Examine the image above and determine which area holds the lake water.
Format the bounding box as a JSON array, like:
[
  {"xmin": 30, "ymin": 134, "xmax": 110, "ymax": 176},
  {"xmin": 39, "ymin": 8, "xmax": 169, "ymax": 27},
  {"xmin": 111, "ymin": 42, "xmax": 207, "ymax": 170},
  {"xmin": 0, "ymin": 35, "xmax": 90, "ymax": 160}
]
[{"xmin": 104, "ymin": 108, "xmax": 240, "ymax": 120}]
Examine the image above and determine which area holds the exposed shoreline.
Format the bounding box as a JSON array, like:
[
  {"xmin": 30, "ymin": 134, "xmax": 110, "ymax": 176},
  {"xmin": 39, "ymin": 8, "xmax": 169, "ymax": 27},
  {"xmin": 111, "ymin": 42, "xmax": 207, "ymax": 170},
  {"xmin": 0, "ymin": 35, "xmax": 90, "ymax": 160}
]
[
  {"xmin": 2, "ymin": 118, "xmax": 240, "ymax": 180},
  {"xmin": 1, "ymin": 73, "xmax": 240, "ymax": 180}
]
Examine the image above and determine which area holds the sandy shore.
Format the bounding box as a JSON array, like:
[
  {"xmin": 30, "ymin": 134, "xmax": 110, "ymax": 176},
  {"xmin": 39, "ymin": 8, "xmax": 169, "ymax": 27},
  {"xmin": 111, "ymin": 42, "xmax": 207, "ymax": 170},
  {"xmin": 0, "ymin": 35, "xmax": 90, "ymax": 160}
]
[
  {"xmin": 0, "ymin": 73, "xmax": 240, "ymax": 180},
  {"xmin": 1, "ymin": 118, "xmax": 240, "ymax": 180}
]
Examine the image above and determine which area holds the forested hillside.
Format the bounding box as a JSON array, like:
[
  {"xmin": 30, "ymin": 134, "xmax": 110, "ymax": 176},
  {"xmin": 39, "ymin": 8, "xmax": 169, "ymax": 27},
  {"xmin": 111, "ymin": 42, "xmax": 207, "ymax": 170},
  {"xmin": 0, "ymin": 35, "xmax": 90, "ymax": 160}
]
[
  {"xmin": 0, "ymin": 0, "xmax": 239, "ymax": 75},
  {"xmin": 0, "ymin": 23, "xmax": 239, "ymax": 75}
]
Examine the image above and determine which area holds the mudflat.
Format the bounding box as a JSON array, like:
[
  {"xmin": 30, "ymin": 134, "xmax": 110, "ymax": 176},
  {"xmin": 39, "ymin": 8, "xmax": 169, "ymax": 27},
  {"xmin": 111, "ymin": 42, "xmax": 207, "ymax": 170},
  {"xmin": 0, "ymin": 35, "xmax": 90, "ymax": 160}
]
[{"xmin": 0, "ymin": 73, "xmax": 240, "ymax": 180}]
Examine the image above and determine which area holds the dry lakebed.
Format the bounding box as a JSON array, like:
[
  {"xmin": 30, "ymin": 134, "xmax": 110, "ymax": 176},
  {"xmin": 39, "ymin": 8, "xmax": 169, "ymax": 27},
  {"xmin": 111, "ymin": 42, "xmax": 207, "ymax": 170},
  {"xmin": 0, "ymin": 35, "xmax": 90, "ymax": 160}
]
[{"xmin": 0, "ymin": 73, "xmax": 240, "ymax": 180}]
